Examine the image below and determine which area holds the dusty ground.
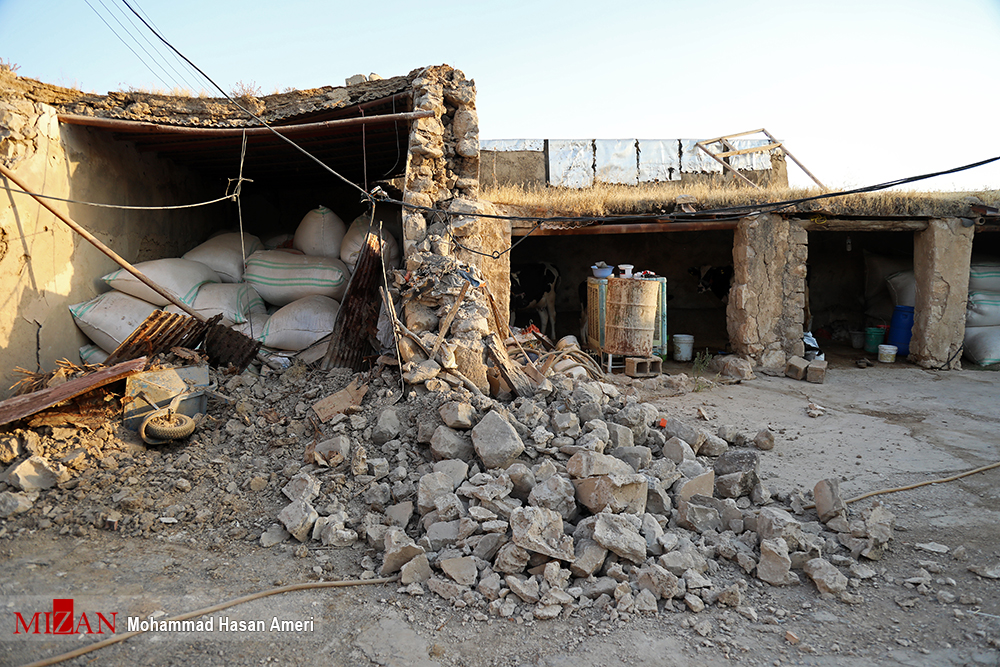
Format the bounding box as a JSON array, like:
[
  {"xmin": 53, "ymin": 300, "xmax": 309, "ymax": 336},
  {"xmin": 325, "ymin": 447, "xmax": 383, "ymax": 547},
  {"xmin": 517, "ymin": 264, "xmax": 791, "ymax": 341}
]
[{"xmin": 2, "ymin": 353, "xmax": 999, "ymax": 667}]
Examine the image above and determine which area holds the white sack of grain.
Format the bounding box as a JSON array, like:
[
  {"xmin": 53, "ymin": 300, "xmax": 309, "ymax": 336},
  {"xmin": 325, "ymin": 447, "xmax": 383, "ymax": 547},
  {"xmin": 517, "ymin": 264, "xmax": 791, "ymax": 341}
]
[
  {"xmin": 340, "ymin": 213, "xmax": 401, "ymax": 271},
  {"xmin": 102, "ymin": 258, "xmax": 220, "ymax": 307},
  {"xmin": 79, "ymin": 344, "xmax": 109, "ymax": 365},
  {"xmin": 254, "ymin": 295, "xmax": 340, "ymax": 351},
  {"xmin": 182, "ymin": 232, "xmax": 263, "ymax": 282},
  {"xmin": 969, "ymin": 261, "xmax": 1000, "ymax": 293},
  {"xmin": 964, "ymin": 325, "xmax": 1000, "ymax": 366},
  {"xmin": 232, "ymin": 311, "xmax": 271, "ymax": 338},
  {"xmin": 886, "ymin": 270, "xmax": 916, "ymax": 308},
  {"xmin": 164, "ymin": 282, "xmax": 266, "ymax": 326},
  {"xmin": 966, "ymin": 291, "xmax": 1000, "ymax": 328},
  {"xmin": 243, "ymin": 250, "xmax": 350, "ymax": 306},
  {"xmin": 69, "ymin": 290, "xmax": 160, "ymax": 353},
  {"xmin": 293, "ymin": 206, "xmax": 347, "ymax": 259}
]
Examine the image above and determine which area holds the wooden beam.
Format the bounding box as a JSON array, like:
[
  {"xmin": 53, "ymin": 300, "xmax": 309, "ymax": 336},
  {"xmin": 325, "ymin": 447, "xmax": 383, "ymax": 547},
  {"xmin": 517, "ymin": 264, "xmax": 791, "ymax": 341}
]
[
  {"xmin": 714, "ymin": 142, "xmax": 783, "ymax": 159},
  {"xmin": 511, "ymin": 220, "xmax": 739, "ymax": 236},
  {"xmin": 794, "ymin": 218, "xmax": 929, "ymax": 232}
]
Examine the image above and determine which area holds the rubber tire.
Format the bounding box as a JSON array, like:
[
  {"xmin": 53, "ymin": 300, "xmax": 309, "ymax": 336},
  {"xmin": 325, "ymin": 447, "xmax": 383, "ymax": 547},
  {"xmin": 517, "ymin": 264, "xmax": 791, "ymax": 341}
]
[{"xmin": 143, "ymin": 413, "xmax": 197, "ymax": 441}]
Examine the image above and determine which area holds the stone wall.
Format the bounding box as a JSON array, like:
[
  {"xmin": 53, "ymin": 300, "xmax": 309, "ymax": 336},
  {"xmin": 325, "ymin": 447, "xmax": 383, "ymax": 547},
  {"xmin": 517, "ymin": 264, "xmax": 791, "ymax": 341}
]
[
  {"xmin": 727, "ymin": 214, "xmax": 807, "ymax": 369},
  {"xmin": 910, "ymin": 218, "xmax": 973, "ymax": 369},
  {"xmin": 0, "ymin": 79, "xmax": 219, "ymax": 396},
  {"xmin": 400, "ymin": 66, "xmax": 509, "ymax": 391}
]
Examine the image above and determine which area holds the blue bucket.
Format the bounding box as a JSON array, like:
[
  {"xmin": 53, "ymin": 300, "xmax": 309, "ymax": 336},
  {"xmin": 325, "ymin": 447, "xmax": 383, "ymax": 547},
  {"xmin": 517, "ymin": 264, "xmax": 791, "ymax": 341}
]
[{"xmin": 886, "ymin": 305, "xmax": 915, "ymax": 356}]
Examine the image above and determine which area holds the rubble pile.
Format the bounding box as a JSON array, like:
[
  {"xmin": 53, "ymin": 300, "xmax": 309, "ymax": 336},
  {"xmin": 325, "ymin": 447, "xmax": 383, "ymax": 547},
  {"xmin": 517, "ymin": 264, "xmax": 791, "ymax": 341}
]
[{"xmin": 0, "ymin": 363, "xmax": 907, "ymax": 627}]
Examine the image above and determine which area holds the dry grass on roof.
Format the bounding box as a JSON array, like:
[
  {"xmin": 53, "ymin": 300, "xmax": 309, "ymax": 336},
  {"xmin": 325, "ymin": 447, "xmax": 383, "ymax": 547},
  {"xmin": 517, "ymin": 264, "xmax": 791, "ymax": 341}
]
[{"xmin": 482, "ymin": 181, "xmax": 1000, "ymax": 219}]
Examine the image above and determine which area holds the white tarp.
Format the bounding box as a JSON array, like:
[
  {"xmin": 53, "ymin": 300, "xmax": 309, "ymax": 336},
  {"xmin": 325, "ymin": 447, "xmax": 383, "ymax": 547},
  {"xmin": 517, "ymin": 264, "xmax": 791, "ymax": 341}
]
[
  {"xmin": 479, "ymin": 139, "xmax": 545, "ymax": 152},
  {"xmin": 595, "ymin": 139, "xmax": 638, "ymax": 185},
  {"xmin": 729, "ymin": 139, "xmax": 773, "ymax": 171},
  {"xmin": 638, "ymin": 139, "xmax": 680, "ymax": 182},
  {"xmin": 548, "ymin": 140, "xmax": 594, "ymax": 189},
  {"xmin": 680, "ymin": 139, "xmax": 723, "ymax": 173}
]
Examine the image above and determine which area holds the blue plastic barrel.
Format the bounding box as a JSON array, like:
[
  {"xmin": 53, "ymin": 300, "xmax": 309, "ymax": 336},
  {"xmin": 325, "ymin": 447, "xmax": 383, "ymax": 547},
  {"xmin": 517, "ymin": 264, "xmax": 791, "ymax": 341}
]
[{"xmin": 886, "ymin": 305, "xmax": 915, "ymax": 356}]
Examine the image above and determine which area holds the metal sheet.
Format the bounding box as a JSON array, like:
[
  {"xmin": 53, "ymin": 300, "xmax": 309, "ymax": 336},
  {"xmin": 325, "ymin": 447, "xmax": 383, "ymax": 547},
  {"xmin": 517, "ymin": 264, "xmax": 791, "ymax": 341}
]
[
  {"xmin": 729, "ymin": 139, "xmax": 773, "ymax": 170},
  {"xmin": 638, "ymin": 139, "xmax": 681, "ymax": 182},
  {"xmin": 680, "ymin": 139, "xmax": 723, "ymax": 173},
  {"xmin": 123, "ymin": 364, "xmax": 210, "ymax": 430},
  {"xmin": 595, "ymin": 139, "xmax": 638, "ymax": 185},
  {"xmin": 548, "ymin": 140, "xmax": 594, "ymax": 189}
]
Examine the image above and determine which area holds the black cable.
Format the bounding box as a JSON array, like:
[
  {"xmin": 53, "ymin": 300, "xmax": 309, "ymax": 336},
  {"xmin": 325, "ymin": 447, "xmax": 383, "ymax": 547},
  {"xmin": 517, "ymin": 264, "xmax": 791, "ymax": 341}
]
[
  {"xmin": 84, "ymin": 0, "xmax": 173, "ymax": 91},
  {"xmin": 111, "ymin": 0, "xmax": 207, "ymax": 95},
  {"xmin": 96, "ymin": 0, "xmax": 186, "ymax": 91},
  {"xmin": 119, "ymin": 0, "xmax": 371, "ymax": 201}
]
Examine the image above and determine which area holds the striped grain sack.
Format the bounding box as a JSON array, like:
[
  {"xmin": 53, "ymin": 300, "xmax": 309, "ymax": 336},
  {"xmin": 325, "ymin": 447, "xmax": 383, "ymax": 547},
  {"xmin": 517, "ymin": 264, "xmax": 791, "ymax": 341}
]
[{"xmin": 243, "ymin": 249, "xmax": 350, "ymax": 306}]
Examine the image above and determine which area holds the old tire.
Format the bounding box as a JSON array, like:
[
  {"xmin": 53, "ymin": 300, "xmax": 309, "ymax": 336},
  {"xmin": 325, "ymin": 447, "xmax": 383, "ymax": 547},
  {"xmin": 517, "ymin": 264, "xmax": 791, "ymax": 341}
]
[{"xmin": 144, "ymin": 413, "xmax": 196, "ymax": 441}]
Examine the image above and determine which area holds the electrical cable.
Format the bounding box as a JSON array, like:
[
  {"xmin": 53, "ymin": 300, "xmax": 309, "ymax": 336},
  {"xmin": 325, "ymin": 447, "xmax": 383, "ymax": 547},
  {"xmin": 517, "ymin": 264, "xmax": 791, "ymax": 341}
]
[
  {"xmin": 96, "ymin": 0, "xmax": 188, "ymax": 92},
  {"xmin": 0, "ymin": 184, "xmax": 235, "ymax": 210},
  {"xmin": 110, "ymin": 0, "xmax": 208, "ymax": 94},
  {"xmin": 126, "ymin": 0, "xmax": 216, "ymax": 93},
  {"xmin": 119, "ymin": 0, "xmax": 372, "ymax": 201},
  {"xmin": 83, "ymin": 0, "xmax": 174, "ymax": 92}
]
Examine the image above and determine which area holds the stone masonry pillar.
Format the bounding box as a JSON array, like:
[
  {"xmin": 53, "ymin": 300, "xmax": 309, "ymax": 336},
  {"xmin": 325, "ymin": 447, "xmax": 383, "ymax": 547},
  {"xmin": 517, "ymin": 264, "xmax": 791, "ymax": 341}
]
[
  {"xmin": 727, "ymin": 213, "xmax": 807, "ymax": 369},
  {"xmin": 910, "ymin": 218, "xmax": 973, "ymax": 369}
]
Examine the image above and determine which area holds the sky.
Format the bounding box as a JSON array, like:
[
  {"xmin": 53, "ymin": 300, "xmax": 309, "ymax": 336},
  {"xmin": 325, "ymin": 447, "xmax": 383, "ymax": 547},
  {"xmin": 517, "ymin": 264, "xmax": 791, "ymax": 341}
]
[{"xmin": 2, "ymin": 0, "xmax": 999, "ymax": 191}]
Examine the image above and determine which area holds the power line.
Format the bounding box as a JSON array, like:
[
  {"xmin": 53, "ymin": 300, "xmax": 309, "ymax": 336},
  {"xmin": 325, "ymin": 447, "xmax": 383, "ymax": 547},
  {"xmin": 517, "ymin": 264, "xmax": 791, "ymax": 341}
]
[
  {"xmin": 94, "ymin": 0, "xmax": 186, "ymax": 91},
  {"xmin": 84, "ymin": 0, "xmax": 173, "ymax": 91}
]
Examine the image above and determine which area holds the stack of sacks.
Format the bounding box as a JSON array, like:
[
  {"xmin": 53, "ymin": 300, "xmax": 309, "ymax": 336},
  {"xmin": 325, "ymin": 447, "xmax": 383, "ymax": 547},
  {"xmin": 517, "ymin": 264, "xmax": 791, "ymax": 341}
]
[
  {"xmin": 241, "ymin": 206, "xmax": 352, "ymax": 353},
  {"xmin": 964, "ymin": 260, "xmax": 1000, "ymax": 366},
  {"xmin": 340, "ymin": 209, "xmax": 401, "ymax": 272}
]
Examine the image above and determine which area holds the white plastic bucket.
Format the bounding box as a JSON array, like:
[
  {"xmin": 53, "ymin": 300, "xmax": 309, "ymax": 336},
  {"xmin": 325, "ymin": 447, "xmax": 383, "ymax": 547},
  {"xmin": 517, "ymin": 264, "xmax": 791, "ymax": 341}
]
[
  {"xmin": 673, "ymin": 334, "xmax": 694, "ymax": 361},
  {"xmin": 878, "ymin": 344, "xmax": 897, "ymax": 363}
]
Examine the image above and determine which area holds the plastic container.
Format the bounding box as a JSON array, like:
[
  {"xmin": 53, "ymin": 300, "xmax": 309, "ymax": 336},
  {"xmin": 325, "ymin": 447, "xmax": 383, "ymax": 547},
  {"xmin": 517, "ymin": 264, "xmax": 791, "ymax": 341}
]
[
  {"xmin": 850, "ymin": 331, "xmax": 865, "ymax": 349},
  {"xmin": 618, "ymin": 264, "xmax": 634, "ymax": 279},
  {"xmin": 673, "ymin": 334, "xmax": 694, "ymax": 361},
  {"xmin": 864, "ymin": 327, "xmax": 886, "ymax": 354},
  {"xmin": 886, "ymin": 305, "xmax": 915, "ymax": 356},
  {"xmin": 605, "ymin": 278, "xmax": 659, "ymax": 356},
  {"xmin": 591, "ymin": 265, "xmax": 613, "ymax": 278},
  {"xmin": 878, "ymin": 344, "xmax": 897, "ymax": 363}
]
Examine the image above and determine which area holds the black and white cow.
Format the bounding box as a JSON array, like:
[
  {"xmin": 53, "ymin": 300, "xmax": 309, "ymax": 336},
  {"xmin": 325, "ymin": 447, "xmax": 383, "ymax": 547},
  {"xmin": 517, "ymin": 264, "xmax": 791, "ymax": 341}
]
[
  {"xmin": 689, "ymin": 264, "xmax": 734, "ymax": 303},
  {"xmin": 511, "ymin": 262, "xmax": 559, "ymax": 339}
]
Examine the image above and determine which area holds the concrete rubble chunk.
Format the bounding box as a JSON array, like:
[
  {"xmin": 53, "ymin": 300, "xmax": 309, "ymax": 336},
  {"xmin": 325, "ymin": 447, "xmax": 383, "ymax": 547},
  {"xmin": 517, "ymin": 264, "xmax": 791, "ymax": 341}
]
[
  {"xmin": 804, "ymin": 557, "xmax": 848, "ymax": 594},
  {"xmin": 381, "ymin": 527, "xmax": 426, "ymax": 575},
  {"xmin": 569, "ymin": 538, "xmax": 608, "ymax": 578},
  {"xmin": 471, "ymin": 411, "xmax": 525, "ymax": 469},
  {"xmin": 806, "ymin": 360, "xmax": 828, "ymax": 384},
  {"xmin": 758, "ymin": 538, "xmax": 799, "ymax": 586},
  {"xmin": 506, "ymin": 574, "xmax": 540, "ymax": 603},
  {"xmin": 675, "ymin": 470, "xmax": 715, "ymax": 503},
  {"xmin": 0, "ymin": 488, "xmax": 33, "ymax": 519},
  {"xmin": 6, "ymin": 456, "xmax": 66, "ymax": 491},
  {"xmin": 550, "ymin": 411, "xmax": 581, "ymax": 438},
  {"xmin": 400, "ymin": 553, "xmax": 432, "ymax": 584},
  {"xmin": 785, "ymin": 355, "xmax": 809, "ymax": 380},
  {"xmin": 509, "ymin": 506, "xmax": 575, "ymax": 561},
  {"xmin": 259, "ymin": 524, "xmax": 289, "ymax": 548},
  {"xmin": 472, "ymin": 532, "xmax": 507, "ymax": 561},
  {"xmin": 662, "ymin": 418, "xmax": 707, "ymax": 454},
  {"xmin": 662, "ymin": 436, "xmax": 696, "ymax": 465},
  {"xmin": 417, "ymin": 471, "xmax": 455, "ymax": 515},
  {"xmin": 282, "ymin": 471, "xmax": 321, "ymax": 503},
  {"xmin": 432, "ymin": 460, "xmax": 469, "ymax": 489},
  {"xmin": 813, "ymin": 478, "xmax": 847, "ymax": 523},
  {"xmin": 636, "ymin": 563, "xmax": 679, "ymax": 600},
  {"xmin": 566, "ymin": 451, "xmax": 634, "ymax": 479},
  {"xmin": 698, "ymin": 433, "xmax": 729, "ymax": 457},
  {"xmin": 606, "ymin": 422, "xmax": 634, "ymax": 451},
  {"xmin": 430, "ymin": 425, "xmax": 475, "ymax": 462},
  {"xmin": 528, "ymin": 474, "xmax": 578, "ymax": 520},
  {"xmin": 440, "ymin": 556, "xmax": 478, "ymax": 586},
  {"xmin": 753, "ymin": 427, "xmax": 775, "ymax": 451},
  {"xmin": 592, "ymin": 513, "xmax": 646, "ymax": 564},
  {"xmin": 439, "ymin": 401, "xmax": 475, "ymax": 429},
  {"xmin": 315, "ymin": 435, "xmax": 351, "ymax": 466},
  {"xmin": 612, "ymin": 446, "xmax": 652, "ymax": 472},
  {"xmin": 493, "ymin": 543, "xmax": 531, "ymax": 573},
  {"xmin": 426, "ymin": 577, "xmax": 467, "ymax": 601},
  {"xmin": 372, "ymin": 408, "xmax": 402, "ymax": 446},
  {"xmin": 505, "ymin": 462, "xmax": 536, "ymax": 500},
  {"xmin": 423, "ymin": 519, "xmax": 461, "ymax": 551},
  {"xmin": 402, "ymin": 359, "xmax": 441, "ymax": 384},
  {"xmin": 278, "ymin": 499, "xmax": 318, "ymax": 542},
  {"xmin": 0, "ymin": 435, "xmax": 24, "ymax": 464},
  {"xmin": 573, "ymin": 474, "xmax": 648, "ymax": 515}
]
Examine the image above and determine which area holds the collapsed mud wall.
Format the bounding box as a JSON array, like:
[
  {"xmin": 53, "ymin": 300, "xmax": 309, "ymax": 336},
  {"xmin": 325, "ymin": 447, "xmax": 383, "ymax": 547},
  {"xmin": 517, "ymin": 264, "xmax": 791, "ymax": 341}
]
[{"xmin": 0, "ymin": 73, "xmax": 217, "ymax": 396}]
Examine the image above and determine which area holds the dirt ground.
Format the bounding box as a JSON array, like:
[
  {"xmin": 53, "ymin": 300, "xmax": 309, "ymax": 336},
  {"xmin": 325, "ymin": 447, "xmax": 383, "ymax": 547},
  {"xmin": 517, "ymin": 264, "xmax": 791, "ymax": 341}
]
[{"xmin": 2, "ymin": 351, "xmax": 999, "ymax": 667}]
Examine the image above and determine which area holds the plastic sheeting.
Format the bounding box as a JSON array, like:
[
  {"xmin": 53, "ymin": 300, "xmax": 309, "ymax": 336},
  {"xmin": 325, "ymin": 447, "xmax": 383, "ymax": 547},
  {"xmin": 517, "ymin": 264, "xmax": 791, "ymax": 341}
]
[
  {"xmin": 638, "ymin": 140, "xmax": 680, "ymax": 182},
  {"xmin": 729, "ymin": 139, "xmax": 773, "ymax": 171},
  {"xmin": 480, "ymin": 139, "xmax": 544, "ymax": 152},
  {"xmin": 679, "ymin": 139, "xmax": 723, "ymax": 173},
  {"xmin": 548, "ymin": 140, "xmax": 594, "ymax": 189},
  {"xmin": 595, "ymin": 139, "xmax": 638, "ymax": 185}
]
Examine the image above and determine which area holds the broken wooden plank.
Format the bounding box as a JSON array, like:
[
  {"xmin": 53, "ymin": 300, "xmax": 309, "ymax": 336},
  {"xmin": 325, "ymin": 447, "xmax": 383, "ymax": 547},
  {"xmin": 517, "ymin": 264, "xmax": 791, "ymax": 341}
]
[
  {"xmin": 485, "ymin": 334, "xmax": 535, "ymax": 398},
  {"xmin": 312, "ymin": 377, "xmax": 369, "ymax": 423},
  {"xmin": 0, "ymin": 357, "xmax": 147, "ymax": 427}
]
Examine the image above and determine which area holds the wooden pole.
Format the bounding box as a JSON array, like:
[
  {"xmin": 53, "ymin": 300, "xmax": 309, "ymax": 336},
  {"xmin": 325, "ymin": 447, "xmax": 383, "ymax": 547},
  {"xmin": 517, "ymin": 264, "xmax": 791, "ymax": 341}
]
[
  {"xmin": 761, "ymin": 129, "xmax": 826, "ymax": 190},
  {"xmin": 0, "ymin": 162, "xmax": 203, "ymax": 320}
]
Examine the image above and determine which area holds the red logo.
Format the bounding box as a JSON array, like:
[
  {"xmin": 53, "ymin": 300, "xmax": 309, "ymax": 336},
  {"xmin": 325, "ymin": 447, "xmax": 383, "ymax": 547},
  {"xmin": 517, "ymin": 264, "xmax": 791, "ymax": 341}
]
[{"xmin": 13, "ymin": 599, "xmax": 116, "ymax": 635}]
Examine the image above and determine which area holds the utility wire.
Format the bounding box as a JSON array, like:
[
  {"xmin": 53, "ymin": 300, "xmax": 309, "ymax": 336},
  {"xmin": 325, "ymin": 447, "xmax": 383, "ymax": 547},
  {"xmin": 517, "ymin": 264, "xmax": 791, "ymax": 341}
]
[
  {"xmin": 119, "ymin": 0, "xmax": 371, "ymax": 200},
  {"xmin": 110, "ymin": 0, "xmax": 208, "ymax": 94},
  {"xmin": 84, "ymin": 0, "xmax": 174, "ymax": 91},
  {"xmin": 126, "ymin": 0, "xmax": 216, "ymax": 94},
  {"xmin": 94, "ymin": 0, "xmax": 186, "ymax": 91}
]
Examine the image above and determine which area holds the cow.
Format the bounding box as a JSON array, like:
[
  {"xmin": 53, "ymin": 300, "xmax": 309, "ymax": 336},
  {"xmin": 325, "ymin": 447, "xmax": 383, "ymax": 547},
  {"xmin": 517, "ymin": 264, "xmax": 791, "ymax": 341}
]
[
  {"xmin": 689, "ymin": 264, "xmax": 734, "ymax": 303},
  {"xmin": 510, "ymin": 262, "xmax": 560, "ymax": 339}
]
